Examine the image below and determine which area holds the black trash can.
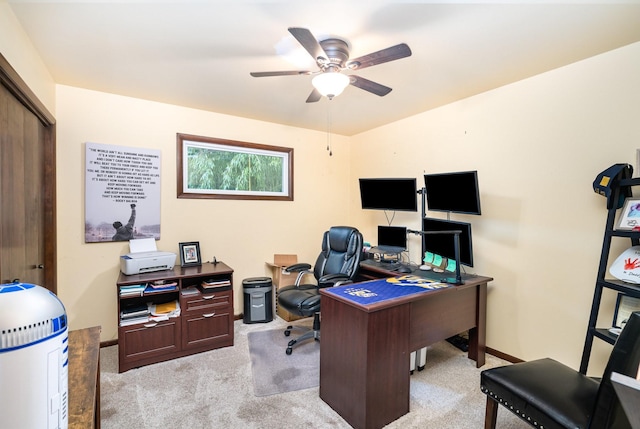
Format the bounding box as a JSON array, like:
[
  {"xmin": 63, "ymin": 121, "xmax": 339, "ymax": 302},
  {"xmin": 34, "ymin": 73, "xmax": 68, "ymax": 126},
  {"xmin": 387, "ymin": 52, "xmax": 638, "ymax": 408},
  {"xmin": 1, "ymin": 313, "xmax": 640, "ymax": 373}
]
[{"xmin": 243, "ymin": 277, "xmax": 273, "ymax": 324}]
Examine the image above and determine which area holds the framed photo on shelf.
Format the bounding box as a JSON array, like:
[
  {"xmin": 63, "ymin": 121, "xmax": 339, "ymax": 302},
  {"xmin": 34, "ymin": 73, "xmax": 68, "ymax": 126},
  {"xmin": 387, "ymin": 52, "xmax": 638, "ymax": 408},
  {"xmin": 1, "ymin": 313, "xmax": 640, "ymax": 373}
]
[
  {"xmin": 179, "ymin": 241, "xmax": 201, "ymax": 267},
  {"xmin": 614, "ymin": 294, "xmax": 640, "ymax": 328},
  {"xmin": 617, "ymin": 198, "xmax": 640, "ymax": 230}
]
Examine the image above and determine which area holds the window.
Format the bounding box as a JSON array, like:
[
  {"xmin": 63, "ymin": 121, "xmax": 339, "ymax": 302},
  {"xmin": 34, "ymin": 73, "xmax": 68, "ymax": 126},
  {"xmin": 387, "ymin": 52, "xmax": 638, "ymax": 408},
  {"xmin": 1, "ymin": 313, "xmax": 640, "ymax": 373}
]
[{"xmin": 177, "ymin": 133, "xmax": 293, "ymax": 201}]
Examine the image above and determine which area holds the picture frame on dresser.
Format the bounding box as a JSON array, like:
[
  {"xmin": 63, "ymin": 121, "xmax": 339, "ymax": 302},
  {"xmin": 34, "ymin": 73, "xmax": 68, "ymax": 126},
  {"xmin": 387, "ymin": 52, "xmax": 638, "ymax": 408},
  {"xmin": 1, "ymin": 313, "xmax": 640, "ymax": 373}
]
[{"xmin": 179, "ymin": 241, "xmax": 201, "ymax": 267}]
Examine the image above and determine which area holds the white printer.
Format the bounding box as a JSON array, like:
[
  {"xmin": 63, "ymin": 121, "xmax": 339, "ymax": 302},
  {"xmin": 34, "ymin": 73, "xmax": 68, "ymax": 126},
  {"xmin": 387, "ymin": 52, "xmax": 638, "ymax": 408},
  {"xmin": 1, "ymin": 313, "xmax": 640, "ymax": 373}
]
[{"xmin": 120, "ymin": 238, "xmax": 176, "ymax": 275}]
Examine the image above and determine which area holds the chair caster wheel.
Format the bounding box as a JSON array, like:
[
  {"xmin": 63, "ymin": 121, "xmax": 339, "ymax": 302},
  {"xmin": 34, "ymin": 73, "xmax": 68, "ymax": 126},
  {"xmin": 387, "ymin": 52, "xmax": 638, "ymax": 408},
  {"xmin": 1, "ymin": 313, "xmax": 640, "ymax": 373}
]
[
  {"xmin": 286, "ymin": 347, "xmax": 292, "ymax": 355},
  {"xmin": 288, "ymin": 339, "xmax": 296, "ymax": 347},
  {"xmin": 284, "ymin": 330, "xmax": 290, "ymax": 337}
]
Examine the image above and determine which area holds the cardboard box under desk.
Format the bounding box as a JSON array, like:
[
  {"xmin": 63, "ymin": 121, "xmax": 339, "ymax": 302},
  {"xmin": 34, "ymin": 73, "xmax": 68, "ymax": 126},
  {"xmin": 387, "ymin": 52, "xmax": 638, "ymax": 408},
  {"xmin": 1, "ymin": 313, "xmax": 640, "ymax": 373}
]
[{"xmin": 266, "ymin": 254, "xmax": 309, "ymax": 322}]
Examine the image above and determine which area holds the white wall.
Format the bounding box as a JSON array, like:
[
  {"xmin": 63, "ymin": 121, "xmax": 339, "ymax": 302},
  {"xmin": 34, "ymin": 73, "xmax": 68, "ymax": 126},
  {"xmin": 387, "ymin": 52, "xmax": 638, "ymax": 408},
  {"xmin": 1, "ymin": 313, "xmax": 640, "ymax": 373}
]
[
  {"xmin": 0, "ymin": 3, "xmax": 55, "ymax": 114},
  {"xmin": 350, "ymin": 41, "xmax": 640, "ymax": 374}
]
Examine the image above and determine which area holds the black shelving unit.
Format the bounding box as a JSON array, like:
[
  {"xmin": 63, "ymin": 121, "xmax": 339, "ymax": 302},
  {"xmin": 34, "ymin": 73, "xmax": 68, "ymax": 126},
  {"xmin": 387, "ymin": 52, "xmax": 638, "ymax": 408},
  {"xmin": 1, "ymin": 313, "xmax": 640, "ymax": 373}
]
[{"xmin": 580, "ymin": 176, "xmax": 640, "ymax": 374}]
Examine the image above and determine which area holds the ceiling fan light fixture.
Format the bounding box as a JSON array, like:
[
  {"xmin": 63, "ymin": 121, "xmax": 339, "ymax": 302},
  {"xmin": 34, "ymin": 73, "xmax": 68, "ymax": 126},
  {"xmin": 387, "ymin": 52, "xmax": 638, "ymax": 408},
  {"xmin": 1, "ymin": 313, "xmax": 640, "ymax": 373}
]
[{"xmin": 312, "ymin": 72, "xmax": 350, "ymax": 99}]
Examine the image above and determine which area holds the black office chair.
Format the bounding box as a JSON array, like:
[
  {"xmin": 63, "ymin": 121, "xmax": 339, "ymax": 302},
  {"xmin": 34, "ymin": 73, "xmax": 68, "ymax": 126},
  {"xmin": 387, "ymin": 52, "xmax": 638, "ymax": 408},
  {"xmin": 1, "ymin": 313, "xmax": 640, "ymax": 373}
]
[
  {"xmin": 277, "ymin": 226, "xmax": 363, "ymax": 355},
  {"xmin": 480, "ymin": 311, "xmax": 640, "ymax": 429}
]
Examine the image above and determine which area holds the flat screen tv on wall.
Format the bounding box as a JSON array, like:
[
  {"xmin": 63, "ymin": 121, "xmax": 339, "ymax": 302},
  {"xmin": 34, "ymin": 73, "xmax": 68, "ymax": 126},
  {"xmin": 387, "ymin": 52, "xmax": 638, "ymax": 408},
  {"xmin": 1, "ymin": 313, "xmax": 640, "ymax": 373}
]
[
  {"xmin": 423, "ymin": 170, "xmax": 481, "ymax": 215},
  {"xmin": 359, "ymin": 178, "xmax": 418, "ymax": 212},
  {"xmin": 422, "ymin": 217, "xmax": 474, "ymax": 267}
]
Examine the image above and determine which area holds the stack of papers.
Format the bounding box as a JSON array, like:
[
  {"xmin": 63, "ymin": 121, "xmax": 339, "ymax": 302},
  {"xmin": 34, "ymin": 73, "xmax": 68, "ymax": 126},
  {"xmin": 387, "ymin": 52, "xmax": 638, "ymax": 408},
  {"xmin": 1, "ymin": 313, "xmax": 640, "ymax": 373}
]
[
  {"xmin": 144, "ymin": 282, "xmax": 178, "ymax": 294},
  {"xmin": 150, "ymin": 280, "xmax": 178, "ymax": 288},
  {"xmin": 120, "ymin": 303, "xmax": 150, "ymax": 326},
  {"xmin": 148, "ymin": 300, "xmax": 181, "ymax": 321},
  {"xmin": 119, "ymin": 284, "xmax": 147, "ymax": 297},
  {"xmin": 201, "ymin": 279, "xmax": 231, "ymax": 289},
  {"xmin": 181, "ymin": 286, "xmax": 200, "ymax": 296}
]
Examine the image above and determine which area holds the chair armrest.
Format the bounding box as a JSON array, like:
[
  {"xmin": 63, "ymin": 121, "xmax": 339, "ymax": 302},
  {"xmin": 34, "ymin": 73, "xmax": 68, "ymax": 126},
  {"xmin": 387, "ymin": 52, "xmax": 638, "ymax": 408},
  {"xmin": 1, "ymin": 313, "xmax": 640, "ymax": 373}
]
[
  {"xmin": 285, "ymin": 263, "xmax": 314, "ymax": 287},
  {"xmin": 285, "ymin": 263, "xmax": 312, "ymax": 273},
  {"xmin": 318, "ymin": 273, "xmax": 350, "ymax": 288}
]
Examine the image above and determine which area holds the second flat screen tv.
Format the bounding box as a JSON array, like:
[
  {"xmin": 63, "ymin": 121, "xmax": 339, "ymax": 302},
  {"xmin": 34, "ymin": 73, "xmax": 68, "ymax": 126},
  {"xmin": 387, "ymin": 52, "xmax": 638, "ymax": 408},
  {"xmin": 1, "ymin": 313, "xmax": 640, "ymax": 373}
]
[
  {"xmin": 424, "ymin": 170, "xmax": 481, "ymax": 215},
  {"xmin": 359, "ymin": 178, "xmax": 418, "ymax": 212},
  {"xmin": 422, "ymin": 217, "xmax": 474, "ymax": 267}
]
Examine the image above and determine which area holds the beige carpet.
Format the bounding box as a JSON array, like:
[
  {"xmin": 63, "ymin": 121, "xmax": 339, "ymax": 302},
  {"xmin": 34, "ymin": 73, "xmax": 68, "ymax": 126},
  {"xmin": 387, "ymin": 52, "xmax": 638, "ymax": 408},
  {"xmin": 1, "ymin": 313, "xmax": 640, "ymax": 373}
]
[{"xmin": 100, "ymin": 317, "xmax": 531, "ymax": 428}]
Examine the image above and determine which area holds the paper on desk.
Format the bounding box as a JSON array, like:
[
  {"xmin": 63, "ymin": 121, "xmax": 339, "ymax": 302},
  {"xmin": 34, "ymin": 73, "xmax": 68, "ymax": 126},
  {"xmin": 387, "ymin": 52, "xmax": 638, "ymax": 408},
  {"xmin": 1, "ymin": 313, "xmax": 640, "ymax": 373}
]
[
  {"xmin": 153, "ymin": 301, "xmax": 177, "ymax": 314},
  {"xmin": 148, "ymin": 300, "xmax": 181, "ymax": 318},
  {"xmin": 129, "ymin": 237, "xmax": 157, "ymax": 253}
]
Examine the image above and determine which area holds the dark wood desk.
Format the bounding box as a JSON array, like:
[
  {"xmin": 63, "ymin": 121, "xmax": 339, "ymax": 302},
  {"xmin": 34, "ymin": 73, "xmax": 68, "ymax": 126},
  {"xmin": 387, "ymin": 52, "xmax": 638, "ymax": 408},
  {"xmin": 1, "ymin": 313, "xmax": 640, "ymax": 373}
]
[
  {"xmin": 319, "ymin": 264, "xmax": 491, "ymax": 429},
  {"xmin": 68, "ymin": 326, "xmax": 101, "ymax": 429}
]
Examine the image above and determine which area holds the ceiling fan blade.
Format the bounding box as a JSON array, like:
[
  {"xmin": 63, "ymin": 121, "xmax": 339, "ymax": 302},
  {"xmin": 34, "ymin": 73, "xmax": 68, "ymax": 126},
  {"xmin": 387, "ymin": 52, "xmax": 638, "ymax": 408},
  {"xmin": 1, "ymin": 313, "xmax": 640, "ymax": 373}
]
[
  {"xmin": 306, "ymin": 88, "xmax": 321, "ymax": 103},
  {"xmin": 288, "ymin": 27, "xmax": 327, "ymax": 62},
  {"xmin": 349, "ymin": 75, "xmax": 392, "ymax": 97},
  {"xmin": 347, "ymin": 43, "xmax": 412, "ymax": 70},
  {"xmin": 250, "ymin": 70, "xmax": 312, "ymax": 77}
]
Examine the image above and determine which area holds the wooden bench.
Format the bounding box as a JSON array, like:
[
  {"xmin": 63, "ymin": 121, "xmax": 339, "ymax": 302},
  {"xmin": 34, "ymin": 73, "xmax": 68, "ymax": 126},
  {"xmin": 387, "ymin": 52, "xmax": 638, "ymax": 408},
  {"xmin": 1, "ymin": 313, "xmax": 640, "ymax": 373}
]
[{"xmin": 68, "ymin": 326, "xmax": 101, "ymax": 429}]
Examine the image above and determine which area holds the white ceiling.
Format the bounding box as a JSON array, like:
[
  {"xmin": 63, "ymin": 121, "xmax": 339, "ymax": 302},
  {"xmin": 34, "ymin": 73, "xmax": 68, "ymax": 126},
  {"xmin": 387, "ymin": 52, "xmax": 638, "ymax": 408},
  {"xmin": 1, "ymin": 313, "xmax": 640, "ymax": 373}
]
[{"xmin": 7, "ymin": 1, "xmax": 640, "ymax": 136}]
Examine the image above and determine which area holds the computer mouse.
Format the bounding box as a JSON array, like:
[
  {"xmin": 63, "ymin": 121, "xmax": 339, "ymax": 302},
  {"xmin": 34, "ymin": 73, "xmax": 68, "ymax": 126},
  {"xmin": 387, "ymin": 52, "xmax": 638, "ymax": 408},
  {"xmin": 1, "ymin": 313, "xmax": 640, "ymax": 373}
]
[{"xmin": 396, "ymin": 265, "xmax": 412, "ymax": 273}]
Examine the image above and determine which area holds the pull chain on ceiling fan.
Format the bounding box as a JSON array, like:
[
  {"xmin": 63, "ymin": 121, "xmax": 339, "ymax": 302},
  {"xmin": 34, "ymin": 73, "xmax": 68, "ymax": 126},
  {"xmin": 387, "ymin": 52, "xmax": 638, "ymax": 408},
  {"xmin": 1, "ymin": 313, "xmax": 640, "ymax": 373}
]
[{"xmin": 250, "ymin": 27, "xmax": 412, "ymax": 102}]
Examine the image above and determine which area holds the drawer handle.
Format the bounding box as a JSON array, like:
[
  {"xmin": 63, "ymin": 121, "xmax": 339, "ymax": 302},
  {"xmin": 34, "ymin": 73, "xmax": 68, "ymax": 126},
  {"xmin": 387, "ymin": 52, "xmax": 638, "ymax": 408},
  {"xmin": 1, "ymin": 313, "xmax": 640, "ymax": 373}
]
[
  {"xmin": 202, "ymin": 294, "xmax": 215, "ymax": 300},
  {"xmin": 143, "ymin": 322, "xmax": 158, "ymax": 328},
  {"xmin": 203, "ymin": 312, "xmax": 215, "ymax": 318}
]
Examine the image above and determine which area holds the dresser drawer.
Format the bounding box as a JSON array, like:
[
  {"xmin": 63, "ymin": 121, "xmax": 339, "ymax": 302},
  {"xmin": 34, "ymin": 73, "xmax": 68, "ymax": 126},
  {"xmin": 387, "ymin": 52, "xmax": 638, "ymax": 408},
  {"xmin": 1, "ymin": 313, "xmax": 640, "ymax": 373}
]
[
  {"xmin": 118, "ymin": 318, "xmax": 180, "ymax": 365},
  {"xmin": 182, "ymin": 288, "xmax": 232, "ymax": 313},
  {"xmin": 182, "ymin": 308, "xmax": 233, "ymax": 351}
]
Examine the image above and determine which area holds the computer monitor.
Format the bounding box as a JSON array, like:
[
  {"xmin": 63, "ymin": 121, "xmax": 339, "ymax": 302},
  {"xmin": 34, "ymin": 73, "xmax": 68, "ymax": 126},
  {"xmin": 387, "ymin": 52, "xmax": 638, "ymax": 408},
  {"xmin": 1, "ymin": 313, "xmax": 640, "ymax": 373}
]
[
  {"xmin": 422, "ymin": 217, "xmax": 473, "ymax": 267},
  {"xmin": 359, "ymin": 178, "xmax": 418, "ymax": 212},
  {"xmin": 424, "ymin": 170, "xmax": 481, "ymax": 215},
  {"xmin": 376, "ymin": 225, "xmax": 407, "ymax": 254}
]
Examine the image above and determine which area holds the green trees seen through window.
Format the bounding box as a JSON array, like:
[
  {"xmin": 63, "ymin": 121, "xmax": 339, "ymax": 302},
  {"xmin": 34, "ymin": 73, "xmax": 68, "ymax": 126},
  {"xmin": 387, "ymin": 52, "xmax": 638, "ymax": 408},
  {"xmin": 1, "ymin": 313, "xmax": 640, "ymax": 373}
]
[
  {"xmin": 187, "ymin": 147, "xmax": 283, "ymax": 192},
  {"xmin": 177, "ymin": 134, "xmax": 293, "ymax": 201}
]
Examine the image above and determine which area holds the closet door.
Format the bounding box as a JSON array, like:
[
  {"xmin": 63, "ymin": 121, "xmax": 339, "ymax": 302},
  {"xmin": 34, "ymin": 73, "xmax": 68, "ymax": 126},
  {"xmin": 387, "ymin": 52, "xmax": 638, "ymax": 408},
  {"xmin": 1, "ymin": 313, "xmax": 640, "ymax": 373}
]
[
  {"xmin": 0, "ymin": 54, "xmax": 55, "ymax": 292},
  {"xmin": 0, "ymin": 83, "xmax": 45, "ymax": 286}
]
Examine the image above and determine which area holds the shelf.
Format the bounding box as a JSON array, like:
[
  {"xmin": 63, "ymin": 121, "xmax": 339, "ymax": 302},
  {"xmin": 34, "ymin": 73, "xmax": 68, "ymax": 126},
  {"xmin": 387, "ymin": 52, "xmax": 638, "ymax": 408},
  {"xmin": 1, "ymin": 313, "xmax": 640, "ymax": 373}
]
[
  {"xmin": 606, "ymin": 229, "xmax": 640, "ymax": 239},
  {"xmin": 119, "ymin": 291, "xmax": 179, "ymax": 302},
  {"xmin": 597, "ymin": 279, "xmax": 640, "ymax": 297},
  {"xmin": 619, "ymin": 177, "xmax": 640, "ymax": 187},
  {"xmin": 580, "ymin": 167, "xmax": 639, "ymax": 374},
  {"xmin": 593, "ymin": 327, "xmax": 617, "ymax": 345}
]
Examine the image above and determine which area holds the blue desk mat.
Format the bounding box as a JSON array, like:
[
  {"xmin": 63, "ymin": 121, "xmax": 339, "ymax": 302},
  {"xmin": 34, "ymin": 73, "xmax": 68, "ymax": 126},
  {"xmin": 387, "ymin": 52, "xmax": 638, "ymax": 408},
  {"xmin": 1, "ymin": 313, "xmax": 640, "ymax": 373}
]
[{"xmin": 324, "ymin": 275, "xmax": 451, "ymax": 306}]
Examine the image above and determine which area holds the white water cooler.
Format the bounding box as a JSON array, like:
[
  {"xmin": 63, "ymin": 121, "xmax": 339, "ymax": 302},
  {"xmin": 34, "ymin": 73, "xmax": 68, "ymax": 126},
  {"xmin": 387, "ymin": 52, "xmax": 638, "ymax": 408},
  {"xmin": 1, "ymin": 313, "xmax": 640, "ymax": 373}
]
[{"xmin": 0, "ymin": 282, "xmax": 69, "ymax": 429}]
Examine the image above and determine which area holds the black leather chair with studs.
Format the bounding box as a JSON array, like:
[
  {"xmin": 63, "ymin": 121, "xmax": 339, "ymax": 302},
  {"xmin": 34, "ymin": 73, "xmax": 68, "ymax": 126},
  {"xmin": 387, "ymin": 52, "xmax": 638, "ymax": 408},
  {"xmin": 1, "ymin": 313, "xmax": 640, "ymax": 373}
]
[
  {"xmin": 480, "ymin": 311, "xmax": 640, "ymax": 429},
  {"xmin": 277, "ymin": 226, "xmax": 363, "ymax": 355}
]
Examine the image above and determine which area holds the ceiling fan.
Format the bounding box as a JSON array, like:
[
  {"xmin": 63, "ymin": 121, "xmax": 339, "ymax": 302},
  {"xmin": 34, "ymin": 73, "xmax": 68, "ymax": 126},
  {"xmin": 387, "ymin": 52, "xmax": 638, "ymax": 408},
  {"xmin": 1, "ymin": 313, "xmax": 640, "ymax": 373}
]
[{"xmin": 250, "ymin": 27, "xmax": 412, "ymax": 102}]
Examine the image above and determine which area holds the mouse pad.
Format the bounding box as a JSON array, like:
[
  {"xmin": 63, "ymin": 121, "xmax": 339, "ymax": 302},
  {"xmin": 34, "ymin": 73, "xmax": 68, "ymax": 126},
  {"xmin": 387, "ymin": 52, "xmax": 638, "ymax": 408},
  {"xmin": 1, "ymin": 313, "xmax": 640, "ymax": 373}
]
[{"xmin": 323, "ymin": 275, "xmax": 451, "ymax": 306}]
